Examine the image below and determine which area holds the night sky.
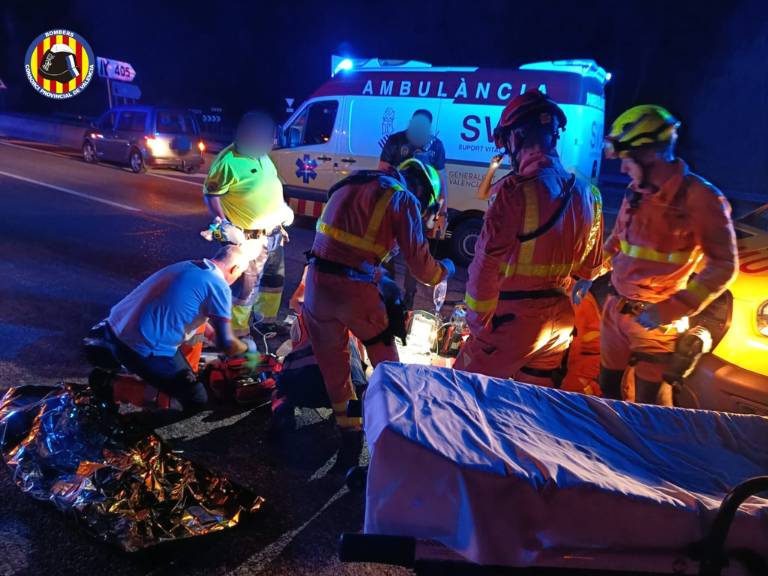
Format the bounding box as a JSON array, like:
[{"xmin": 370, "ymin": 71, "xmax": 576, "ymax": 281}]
[{"xmin": 2, "ymin": 0, "xmax": 767, "ymax": 197}]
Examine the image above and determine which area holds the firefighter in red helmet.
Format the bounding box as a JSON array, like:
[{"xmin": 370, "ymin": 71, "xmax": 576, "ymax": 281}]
[{"xmin": 455, "ymin": 90, "xmax": 604, "ymax": 385}]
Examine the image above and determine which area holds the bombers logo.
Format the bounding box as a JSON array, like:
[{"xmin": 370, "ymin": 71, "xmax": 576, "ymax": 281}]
[{"xmin": 25, "ymin": 29, "xmax": 95, "ymax": 99}]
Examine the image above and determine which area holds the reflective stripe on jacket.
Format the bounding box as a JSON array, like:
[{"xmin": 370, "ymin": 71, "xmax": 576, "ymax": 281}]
[
  {"xmin": 605, "ymin": 159, "xmax": 738, "ymax": 320},
  {"xmin": 464, "ymin": 151, "xmax": 604, "ymax": 322},
  {"xmin": 311, "ymin": 172, "xmax": 445, "ymax": 286}
]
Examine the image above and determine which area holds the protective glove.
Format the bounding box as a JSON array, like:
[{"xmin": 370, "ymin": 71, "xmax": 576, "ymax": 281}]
[
  {"xmin": 571, "ymin": 278, "xmax": 592, "ymax": 305},
  {"xmin": 440, "ymin": 258, "xmax": 456, "ymax": 280},
  {"xmin": 635, "ymin": 304, "xmax": 663, "ymax": 330}
]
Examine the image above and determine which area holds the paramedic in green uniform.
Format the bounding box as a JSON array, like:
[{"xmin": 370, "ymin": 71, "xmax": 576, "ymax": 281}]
[{"xmin": 203, "ymin": 111, "xmax": 294, "ymax": 336}]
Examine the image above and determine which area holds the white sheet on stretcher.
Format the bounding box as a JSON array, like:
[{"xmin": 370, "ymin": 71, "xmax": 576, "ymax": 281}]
[{"xmin": 364, "ymin": 363, "xmax": 768, "ymax": 569}]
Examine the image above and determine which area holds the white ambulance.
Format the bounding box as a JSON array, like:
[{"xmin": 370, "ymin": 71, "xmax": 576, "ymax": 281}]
[{"xmin": 271, "ymin": 56, "xmax": 609, "ymax": 264}]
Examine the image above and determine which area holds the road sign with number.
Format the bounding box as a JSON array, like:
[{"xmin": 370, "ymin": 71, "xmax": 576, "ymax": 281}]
[{"xmin": 97, "ymin": 57, "xmax": 136, "ymax": 82}]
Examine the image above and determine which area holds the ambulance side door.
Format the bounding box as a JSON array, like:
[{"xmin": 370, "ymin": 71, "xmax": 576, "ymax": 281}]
[{"xmin": 273, "ymin": 98, "xmax": 342, "ymax": 199}]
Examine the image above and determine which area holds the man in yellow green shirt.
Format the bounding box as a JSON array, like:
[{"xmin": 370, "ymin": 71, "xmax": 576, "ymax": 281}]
[{"xmin": 203, "ymin": 111, "xmax": 293, "ymax": 336}]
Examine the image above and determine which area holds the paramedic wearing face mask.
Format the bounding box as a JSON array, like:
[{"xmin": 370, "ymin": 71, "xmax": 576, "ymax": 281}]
[
  {"xmin": 303, "ymin": 160, "xmax": 454, "ymax": 444},
  {"xmin": 454, "ymin": 90, "xmax": 604, "ymax": 386},
  {"xmin": 203, "ymin": 111, "xmax": 294, "ymax": 336},
  {"xmin": 598, "ymin": 105, "xmax": 738, "ymax": 404}
]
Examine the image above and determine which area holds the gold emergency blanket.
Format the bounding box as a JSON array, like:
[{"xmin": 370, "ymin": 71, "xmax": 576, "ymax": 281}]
[{"xmin": 0, "ymin": 384, "xmax": 263, "ymax": 551}]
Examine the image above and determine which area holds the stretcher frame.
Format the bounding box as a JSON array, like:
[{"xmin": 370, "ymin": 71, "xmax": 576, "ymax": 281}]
[{"xmin": 340, "ymin": 472, "xmax": 768, "ymax": 576}]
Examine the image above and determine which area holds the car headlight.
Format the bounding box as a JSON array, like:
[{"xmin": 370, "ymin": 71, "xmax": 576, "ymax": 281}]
[{"xmin": 758, "ymin": 301, "xmax": 768, "ymax": 337}]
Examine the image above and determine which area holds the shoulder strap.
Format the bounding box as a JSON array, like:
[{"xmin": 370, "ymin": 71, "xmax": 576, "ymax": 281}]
[{"xmin": 517, "ymin": 174, "xmax": 577, "ymax": 243}]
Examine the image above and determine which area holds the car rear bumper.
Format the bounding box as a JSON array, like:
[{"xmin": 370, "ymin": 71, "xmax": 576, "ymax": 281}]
[
  {"xmin": 146, "ymin": 154, "xmax": 203, "ymax": 168},
  {"xmin": 685, "ymin": 353, "xmax": 768, "ymax": 415}
]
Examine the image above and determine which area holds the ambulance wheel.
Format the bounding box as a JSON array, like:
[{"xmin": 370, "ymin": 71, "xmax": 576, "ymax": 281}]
[
  {"xmin": 345, "ymin": 465, "xmax": 368, "ymax": 492},
  {"xmin": 129, "ymin": 148, "xmax": 146, "ymax": 173},
  {"xmin": 450, "ymin": 217, "xmax": 482, "ymax": 267},
  {"xmin": 82, "ymin": 141, "xmax": 98, "ymax": 164}
]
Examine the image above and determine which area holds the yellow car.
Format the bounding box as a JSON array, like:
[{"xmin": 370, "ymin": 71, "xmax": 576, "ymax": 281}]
[{"xmin": 686, "ymin": 203, "xmax": 768, "ymax": 415}]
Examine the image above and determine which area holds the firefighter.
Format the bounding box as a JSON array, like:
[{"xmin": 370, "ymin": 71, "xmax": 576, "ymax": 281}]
[
  {"xmin": 379, "ymin": 110, "xmax": 448, "ymax": 309},
  {"xmin": 303, "ymin": 159, "xmax": 454, "ymax": 444},
  {"xmin": 204, "ymin": 111, "xmax": 293, "ymax": 337},
  {"xmin": 88, "ymin": 243, "xmax": 259, "ymax": 412},
  {"xmin": 599, "ymin": 105, "xmax": 738, "ymax": 404},
  {"xmin": 454, "ymin": 90, "xmax": 604, "ymax": 385}
]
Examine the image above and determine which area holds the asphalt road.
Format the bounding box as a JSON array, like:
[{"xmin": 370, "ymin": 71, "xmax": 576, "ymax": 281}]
[{"xmin": 0, "ymin": 140, "xmax": 477, "ymax": 576}]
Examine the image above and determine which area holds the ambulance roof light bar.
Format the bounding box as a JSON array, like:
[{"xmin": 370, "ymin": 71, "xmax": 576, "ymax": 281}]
[
  {"xmin": 332, "ymin": 54, "xmax": 435, "ymax": 76},
  {"xmin": 519, "ymin": 59, "xmax": 610, "ymax": 84}
]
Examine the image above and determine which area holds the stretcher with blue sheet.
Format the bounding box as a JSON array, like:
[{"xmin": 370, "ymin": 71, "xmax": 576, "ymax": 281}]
[{"xmin": 340, "ymin": 363, "xmax": 768, "ymax": 575}]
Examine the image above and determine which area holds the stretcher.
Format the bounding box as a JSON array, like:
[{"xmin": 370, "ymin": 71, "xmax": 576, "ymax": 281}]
[{"xmin": 341, "ymin": 363, "xmax": 768, "ymax": 575}]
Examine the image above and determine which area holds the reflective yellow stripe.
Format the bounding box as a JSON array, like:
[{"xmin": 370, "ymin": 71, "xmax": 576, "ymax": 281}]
[
  {"xmin": 464, "ymin": 292, "xmax": 498, "ymax": 313},
  {"xmin": 316, "ymin": 222, "xmax": 390, "ymax": 258},
  {"xmin": 579, "ymin": 185, "xmax": 603, "ymax": 266},
  {"xmin": 619, "ymin": 240, "xmax": 693, "ymax": 264},
  {"xmin": 429, "ymin": 265, "xmax": 444, "ymax": 285},
  {"xmin": 499, "ymin": 261, "xmax": 573, "ymax": 278},
  {"xmin": 517, "ymin": 186, "xmax": 539, "ymax": 265},
  {"xmin": 316, "ymin": 186, "xmax": 397, "ymax": 259},
  {"xmin": 686, "ymin": 279, "xmax": 711, "ymax": 302},
  {"xmin": 364, "ymin": 188, "xmax": 397, "ymax": 243},
  {"xmin": 581, "ymin": 330, "xmax": 600, "ymax": 343}
]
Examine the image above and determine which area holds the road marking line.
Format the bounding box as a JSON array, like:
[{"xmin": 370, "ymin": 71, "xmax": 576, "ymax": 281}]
[
  {"xmin": 0, "ymin": 170, "xmax": 141, "ymax": 212},
  {"xmin": 144, "ymin": 171, "xmax": 202, "ymax": 187},
  {"xmin": 308, "ymin": 453, "xmax": 338, "ymax": 482},
  {"xmin": 228, "ymin": 486, "xmax": 349, "ymax": 576},
  {"xmin": 0, "ymin": 140, "xmax": 202, "ymax": 188},
  {"xmin": 0, "ymin": 139, "xmax": 73, "ymax": 159}
]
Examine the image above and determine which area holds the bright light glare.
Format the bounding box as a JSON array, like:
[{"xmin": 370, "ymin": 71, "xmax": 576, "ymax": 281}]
[
  {"xmin": 605, "ymin": 72, "xmax": 613, "ymax": 82},
  {"xmin": 334, "ymin": 58, "xmax": 354, "ymax": 75},
  {"xmin": 671, "ymin": 315, "xmax": 690, "ymax": 334}
]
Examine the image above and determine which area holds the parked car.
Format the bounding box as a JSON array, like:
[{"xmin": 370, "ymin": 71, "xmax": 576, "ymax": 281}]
[
  {"xmin": 683, "ymin": 202, "xmax": 768, "ymax": 414},
  {"xmin": 82, "ymin": 106, "xmax": 205, "ymax": 173}
]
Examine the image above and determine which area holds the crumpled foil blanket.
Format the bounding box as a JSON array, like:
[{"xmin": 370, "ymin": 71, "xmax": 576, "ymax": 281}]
[{"xmin": 0, "ymin": 384, "xmax": 263, "ymax": 551}]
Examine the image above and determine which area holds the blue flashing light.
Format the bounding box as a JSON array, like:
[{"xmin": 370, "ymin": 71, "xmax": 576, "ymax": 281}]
[
  {"xmin": 605, "ymin": 72, "xmax": 613, "ymax": 82},
  {"xmin": 334, "ymin": 58, "xmax": 354, "ymax": 76}
]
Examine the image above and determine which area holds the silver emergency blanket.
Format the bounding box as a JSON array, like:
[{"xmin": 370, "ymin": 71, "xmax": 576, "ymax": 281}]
[
  {"xmin": 0, "ymin": 384, "xmax": 263, "ymax": 551},
  {"xmin": 364, "ymin": 363, "xmax": 768, "ymax": 570}
]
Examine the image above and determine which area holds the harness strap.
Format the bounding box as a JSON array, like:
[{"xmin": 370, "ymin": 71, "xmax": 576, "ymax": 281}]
[{"xmin": 517, "ymin": 174, "xmax": 576, "ymax": 243}]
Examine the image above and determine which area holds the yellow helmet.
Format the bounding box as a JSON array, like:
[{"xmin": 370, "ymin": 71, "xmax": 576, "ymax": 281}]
[
  {"xmin": 397, "ymin": 157, "xmax": 441, "ymax": 211},
  {"xmin": 604, "ymin": 105, "xmax": 680, "ymax": 159}
]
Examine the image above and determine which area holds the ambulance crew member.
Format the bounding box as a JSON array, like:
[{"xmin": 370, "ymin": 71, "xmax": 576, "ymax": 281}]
[
  {"xmin": 89, "ymin": 244, "xmax": 258, "ymax": 412},
  {"xmin": 303, "ymin": 162, "xmax": 454, "ymax": 441},
  {"xmin": 379, "ymin": 109, "xmax": 448, "ymax": 212},
  {"xmin": 455, "ymin": 90, "xmax": 603, "ymax": 385},
  {"xmin": 599, "ymin": 105, "xmax": 738, "ymax": 404},
  {"xmin": 204, "ymin": 111, "xmax": 294, "ymax": 336}
]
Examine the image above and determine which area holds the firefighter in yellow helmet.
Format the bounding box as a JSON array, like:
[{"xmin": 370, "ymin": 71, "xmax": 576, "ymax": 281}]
[
  {"xmin": 203, "ymin": 111, "xmax": 294, "ymax": 336},
  {"xmin": 599, "ymin": 105, "xmax": 738, "ymax": 404}
]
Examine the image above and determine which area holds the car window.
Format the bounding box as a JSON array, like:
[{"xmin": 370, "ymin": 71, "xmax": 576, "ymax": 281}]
[
  {"xmin": 156, "ymin": 111, "xmax": 194, "ymax": 134},
  {"xmin": 283, "ymin": 100, "xmax": 338, "ymax": 147},
  {"xmin": 98, "ymin": 112, "xmax": 116, "ymax": 131},
  {"xmin": 739, "ymin": 207, "xmax": 768, "ymax": 231},
  {"xmin": 116, "ymin": 111, "xmax": 147, "ymax": 132}
]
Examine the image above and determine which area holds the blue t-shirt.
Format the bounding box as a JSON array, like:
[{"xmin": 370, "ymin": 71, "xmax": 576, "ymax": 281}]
[{"xmin": 108, "ymin": 259, "xmax": 231, "ymax": 357}]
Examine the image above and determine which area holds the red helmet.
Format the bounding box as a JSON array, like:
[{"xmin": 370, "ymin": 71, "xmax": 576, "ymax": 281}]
[{"xmin": 493, "ymin": 90, "xmax": 567, "ymax": 148}]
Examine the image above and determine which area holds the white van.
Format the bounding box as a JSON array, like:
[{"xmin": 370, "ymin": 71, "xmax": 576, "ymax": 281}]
[{"xmin": 270, "ymin": 57, "xmax": 609, "ymax": 264}]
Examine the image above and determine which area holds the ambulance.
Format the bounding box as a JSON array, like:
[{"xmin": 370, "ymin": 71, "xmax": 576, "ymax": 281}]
[{"xmin": 270, "ymin": 56, "xmax": 610, "ymax": 264}]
